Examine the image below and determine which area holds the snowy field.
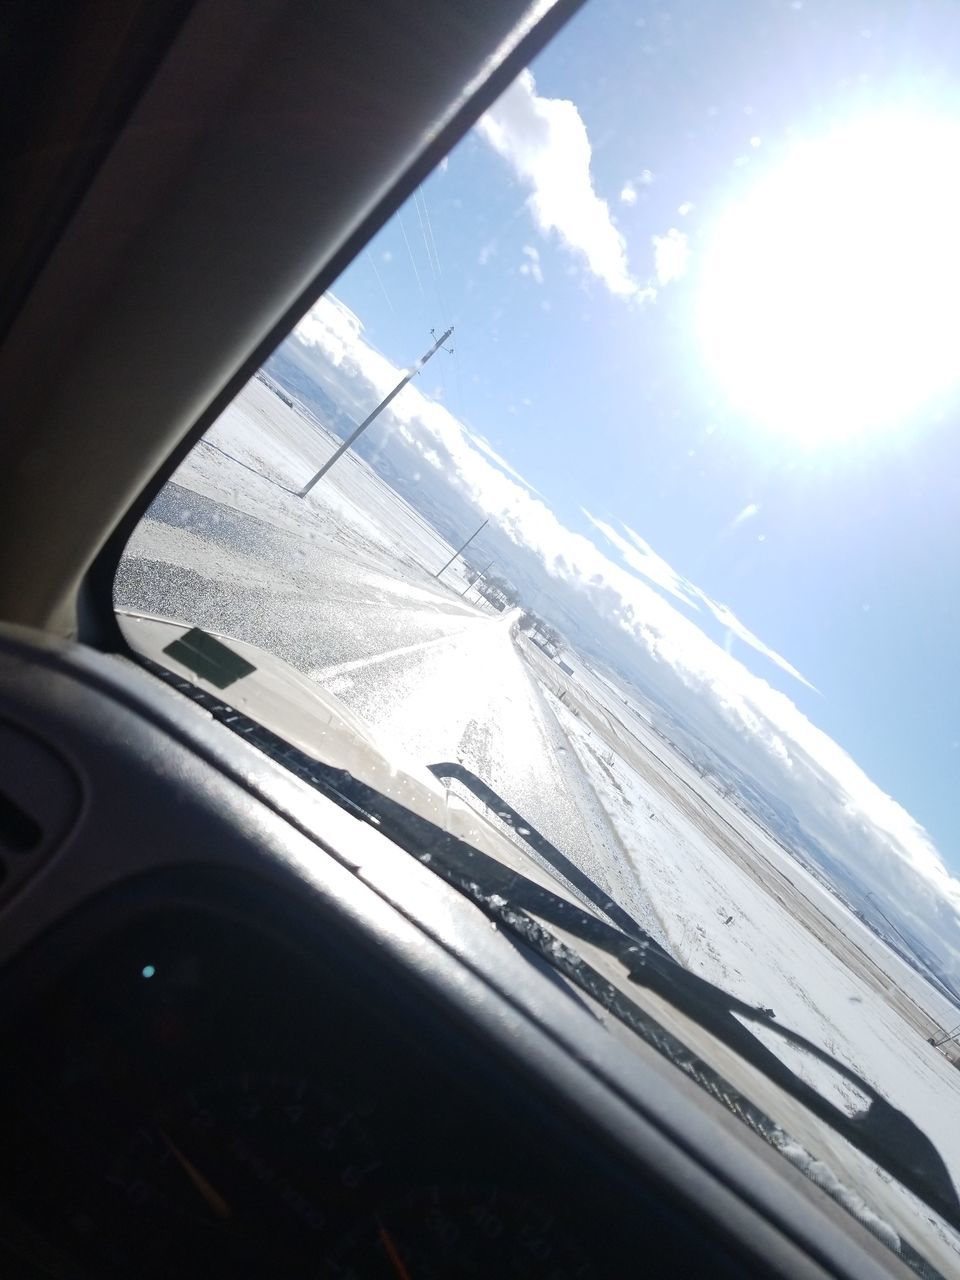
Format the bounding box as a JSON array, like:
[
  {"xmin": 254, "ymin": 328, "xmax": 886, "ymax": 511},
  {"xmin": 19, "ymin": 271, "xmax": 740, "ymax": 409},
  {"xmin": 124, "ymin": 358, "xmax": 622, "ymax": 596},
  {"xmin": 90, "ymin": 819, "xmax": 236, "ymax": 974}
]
[
  {"xmin": 522, "ymin": 641, "xmax": 960, "ymax": 1269},
  {"xmin": 119, "ymin": 377, "xmax": 960, "ymax": 1271},
  {"xmin": 177, "ymin": 376, "xmax": 484, "ymax": 598}
]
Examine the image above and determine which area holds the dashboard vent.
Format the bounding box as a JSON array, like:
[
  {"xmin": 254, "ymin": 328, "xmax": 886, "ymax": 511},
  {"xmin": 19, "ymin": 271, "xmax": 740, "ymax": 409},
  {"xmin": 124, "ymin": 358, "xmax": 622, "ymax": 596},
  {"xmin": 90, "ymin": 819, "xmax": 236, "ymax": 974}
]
[{"xmin": 0, "ymin": 721, "xmax": 81, "ymax": 905}]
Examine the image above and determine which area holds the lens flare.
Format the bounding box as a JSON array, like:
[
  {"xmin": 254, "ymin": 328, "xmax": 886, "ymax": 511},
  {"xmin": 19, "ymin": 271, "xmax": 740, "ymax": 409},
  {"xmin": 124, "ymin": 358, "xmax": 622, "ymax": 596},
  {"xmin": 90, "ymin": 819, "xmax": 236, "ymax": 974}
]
[{"xmin": 699, "ymin": 112, "xmax": 960, "ymax": 444}]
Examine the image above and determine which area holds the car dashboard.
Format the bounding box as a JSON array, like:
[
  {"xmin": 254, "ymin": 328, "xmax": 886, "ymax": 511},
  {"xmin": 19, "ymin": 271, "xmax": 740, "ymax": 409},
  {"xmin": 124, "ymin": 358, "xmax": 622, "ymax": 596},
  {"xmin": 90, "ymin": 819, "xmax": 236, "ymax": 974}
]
[
  {"xmin": 0, "ymin": 626, "xmax": 913, "ymax": 1280},
  {"xmin": 0, "ymin": 885, "xmax": 750, "ymax": 1280},
  {"xmin": 0, "ymin": 893, "xmax": 628, "ymax": 1275}
]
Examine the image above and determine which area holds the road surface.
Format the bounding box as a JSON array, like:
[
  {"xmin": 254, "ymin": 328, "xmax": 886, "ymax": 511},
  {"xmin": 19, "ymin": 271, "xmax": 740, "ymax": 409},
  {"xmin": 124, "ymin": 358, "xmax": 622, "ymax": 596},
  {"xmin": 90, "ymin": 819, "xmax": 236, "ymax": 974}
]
[{"xmin": 115, "ymin": 482, "xmax": 664, "ymax": 942}]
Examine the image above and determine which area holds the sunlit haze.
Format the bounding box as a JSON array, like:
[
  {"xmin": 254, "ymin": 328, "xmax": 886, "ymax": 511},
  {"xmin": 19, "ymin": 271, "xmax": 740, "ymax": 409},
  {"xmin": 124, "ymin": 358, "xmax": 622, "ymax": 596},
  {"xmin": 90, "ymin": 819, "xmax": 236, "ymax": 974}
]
[{"xmin": 699, "ymin": 112, "xmax": 960, "ymax": 444}]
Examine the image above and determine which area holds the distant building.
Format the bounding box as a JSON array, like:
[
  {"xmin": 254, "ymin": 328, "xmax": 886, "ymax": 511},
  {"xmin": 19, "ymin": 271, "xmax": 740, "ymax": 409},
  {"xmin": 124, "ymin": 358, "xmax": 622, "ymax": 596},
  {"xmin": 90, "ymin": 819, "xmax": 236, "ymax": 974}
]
[{"xmin": 531, "ymin": 634, "xmax": 559, "ymax": 659}]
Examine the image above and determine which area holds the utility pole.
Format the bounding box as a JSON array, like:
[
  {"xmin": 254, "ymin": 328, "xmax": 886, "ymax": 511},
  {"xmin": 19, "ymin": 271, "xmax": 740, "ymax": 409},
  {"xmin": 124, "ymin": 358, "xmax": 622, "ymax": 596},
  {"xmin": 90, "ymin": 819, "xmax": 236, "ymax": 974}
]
[
  {"xmin": 298, "ymin": 326, "xmax": 453, "ymax": 497},
  {"xmin": 435, "ymin": 519, "xmax": 488, "ymax": 581},
  {"xmin": 865, "ymin": 891, "xmax": 914, "ymax": 955},
  {"xmin": 461, "ymin": 558, "xmax": 494, "ymax": 597}
]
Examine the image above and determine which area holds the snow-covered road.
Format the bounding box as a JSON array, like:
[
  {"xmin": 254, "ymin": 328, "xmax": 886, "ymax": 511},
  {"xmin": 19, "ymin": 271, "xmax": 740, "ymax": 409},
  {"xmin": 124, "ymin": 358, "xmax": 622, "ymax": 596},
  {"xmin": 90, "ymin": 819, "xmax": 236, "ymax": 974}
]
[{"xmin": 115, "ymin": 486, "xmax": 662, "ymax": 944}]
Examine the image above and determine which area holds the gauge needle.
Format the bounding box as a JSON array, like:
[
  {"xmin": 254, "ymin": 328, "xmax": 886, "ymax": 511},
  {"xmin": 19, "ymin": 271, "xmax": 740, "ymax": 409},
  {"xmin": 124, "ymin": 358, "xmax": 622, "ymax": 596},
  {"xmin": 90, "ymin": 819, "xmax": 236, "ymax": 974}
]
[
  {"xmin": 377, "ymin": 1219, "xmax": 413, "ymax": 1280},
  {"xmin": 159, "ymin": 1128, "xmax": 232, "ymax": 1220}
]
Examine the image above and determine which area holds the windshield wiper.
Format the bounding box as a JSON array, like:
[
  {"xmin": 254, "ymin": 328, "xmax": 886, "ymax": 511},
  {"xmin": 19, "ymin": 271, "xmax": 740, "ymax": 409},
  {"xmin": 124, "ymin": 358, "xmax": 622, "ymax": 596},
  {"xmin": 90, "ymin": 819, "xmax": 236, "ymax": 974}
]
[
  {"xmin": 140, "ymin": 664, "xmax": 960, "ymax": 1250},
  {"xmin": 425, "ymin": 766, "xmax": 959, "ymax": 1231},
  {"xmin": 427, "ymin": 760, "xmax": 670, "ymax": 949}
]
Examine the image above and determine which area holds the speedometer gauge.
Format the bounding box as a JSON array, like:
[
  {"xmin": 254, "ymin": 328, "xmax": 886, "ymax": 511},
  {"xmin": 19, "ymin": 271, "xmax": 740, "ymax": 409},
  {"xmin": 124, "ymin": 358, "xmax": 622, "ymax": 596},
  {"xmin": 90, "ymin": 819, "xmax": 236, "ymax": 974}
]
[
  {"xmin": 328, "ymin": 1186, "xmax": 598, "ymax": 1279},
  {"xmin": 57, "ymin": 1072, "xmax": 381, "ymax": 1278}
]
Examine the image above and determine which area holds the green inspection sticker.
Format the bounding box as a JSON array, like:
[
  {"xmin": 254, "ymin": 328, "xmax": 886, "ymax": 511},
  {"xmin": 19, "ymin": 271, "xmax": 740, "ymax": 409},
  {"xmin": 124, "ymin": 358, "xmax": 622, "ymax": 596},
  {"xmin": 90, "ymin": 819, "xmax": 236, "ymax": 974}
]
[{"xmin": 163, "ymin": 627, "xmax": 256, "ymax": 690}]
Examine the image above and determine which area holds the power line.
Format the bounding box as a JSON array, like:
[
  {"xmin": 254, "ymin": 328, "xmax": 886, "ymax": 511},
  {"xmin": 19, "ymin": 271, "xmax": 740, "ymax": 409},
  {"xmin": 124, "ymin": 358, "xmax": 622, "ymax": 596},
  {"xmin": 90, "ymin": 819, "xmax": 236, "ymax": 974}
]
[
  {"xmin": 418, "ymin": 186, "xmax": 444, "ymax": 286},
  {"xmin": 366, "ymin": 251, "xmax": 396, "ymax": 316},
  {"xmin": 413, "ymin": 186, "xmax": 450, "ymax": 329},
  {"xmin": 396, "ymin": 207, "xmax": 425, "ymax": 298},
  {"xmin": 413, "ymin": 189, "xmax": 437, "ymax": 279}
]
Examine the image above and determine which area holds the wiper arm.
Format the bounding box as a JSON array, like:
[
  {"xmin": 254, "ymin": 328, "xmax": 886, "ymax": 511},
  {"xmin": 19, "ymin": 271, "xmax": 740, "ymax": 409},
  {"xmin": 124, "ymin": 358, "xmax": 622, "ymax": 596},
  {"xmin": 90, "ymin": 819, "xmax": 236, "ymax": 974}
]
[
  {"xmin": 427, "ymin": 760, "xmax": 667, "ymax": 948},
  {"xmin": 428, "ymin": 762, "xmax": 960, "ymax": 1230}
]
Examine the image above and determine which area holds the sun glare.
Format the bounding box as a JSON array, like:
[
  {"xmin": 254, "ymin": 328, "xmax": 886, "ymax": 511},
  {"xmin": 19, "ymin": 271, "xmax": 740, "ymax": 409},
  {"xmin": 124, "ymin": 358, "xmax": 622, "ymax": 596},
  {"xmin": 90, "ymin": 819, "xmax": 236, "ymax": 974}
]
[{"xmin": 699, "ymin": 112, "xmax": 960, "ymax": 445}]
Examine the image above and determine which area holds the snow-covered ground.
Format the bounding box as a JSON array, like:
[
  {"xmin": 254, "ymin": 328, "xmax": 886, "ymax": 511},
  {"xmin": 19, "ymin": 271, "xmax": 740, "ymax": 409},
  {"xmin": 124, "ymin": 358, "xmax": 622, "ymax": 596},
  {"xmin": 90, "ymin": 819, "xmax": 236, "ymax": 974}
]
[
  {"xmin": 178, "ymin": 376, "xmax": 485, "ymax": 598},
  {"xmin": 521, "ymin": 641, "xmax": 960, "ymax": 1270},
  {"xmin": 119, "ymin": 376, "xmax": 960, "ymax": 1273}
]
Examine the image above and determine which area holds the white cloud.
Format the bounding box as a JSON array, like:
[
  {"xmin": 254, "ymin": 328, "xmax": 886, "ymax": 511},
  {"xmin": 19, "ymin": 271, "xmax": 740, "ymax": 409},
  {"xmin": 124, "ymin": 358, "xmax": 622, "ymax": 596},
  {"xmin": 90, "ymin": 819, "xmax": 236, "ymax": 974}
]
[
  {"xmin": 477, "ymin": 75, "xmax": 685, "ymax": 302},
  {"xmin": 477, "ymin": 70, "xmax": 638, "ymax": 297},
  {"xmin": 470, "ymin": 433, "xmax": 542, "ymax": 495},
  {"xmin": 587, "ymin": 515, "xmax": 815, "ymax": 690},
  {"xmin": 519, "ymin": 244, "xmax": 544, "ymax": 284},
  {"xmin": 731, "ymin": 501, "xmax": 760, "ymax": 527},
  {"xmin": 288, "ymin": 293, "xmax": 960, "ymax": 982},
  {"xmin": 584, "ymin": 513, "xmax": 701, "ymax": 610},
  {"xmin": 678, "ymin": 201, "xmax": 694, "ymax": 217},
  {"xmin": 696, "ymin": 593, "xmax": 817, "ymax": 692},
  {"xmin": 653, "ymin": 227, "xmax": 690, "ymax": 284}
]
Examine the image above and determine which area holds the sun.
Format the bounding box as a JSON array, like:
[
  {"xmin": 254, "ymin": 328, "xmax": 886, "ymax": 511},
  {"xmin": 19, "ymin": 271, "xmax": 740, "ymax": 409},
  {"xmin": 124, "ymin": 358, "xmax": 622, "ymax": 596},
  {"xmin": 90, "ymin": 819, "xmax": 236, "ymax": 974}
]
[{"xmin": 698, "ymin": 112, "xmax": 960, "ymax": 445}]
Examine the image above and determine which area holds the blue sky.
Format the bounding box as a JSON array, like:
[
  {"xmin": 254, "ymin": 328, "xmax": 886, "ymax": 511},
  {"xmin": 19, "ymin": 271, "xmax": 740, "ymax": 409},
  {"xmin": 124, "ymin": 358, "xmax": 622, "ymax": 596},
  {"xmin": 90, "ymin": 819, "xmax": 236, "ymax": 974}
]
[{"xmin": 324, "ymin": 0, "xmax": 960, "ymax": 872}]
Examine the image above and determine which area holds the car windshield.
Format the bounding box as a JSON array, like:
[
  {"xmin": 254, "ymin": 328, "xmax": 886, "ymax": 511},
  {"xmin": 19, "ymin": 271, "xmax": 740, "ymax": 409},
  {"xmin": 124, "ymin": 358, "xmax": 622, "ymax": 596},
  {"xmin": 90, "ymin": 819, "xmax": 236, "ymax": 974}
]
[{"xmin": 115, "ymin": 0, "xmax": 960, "ymax": 1272}]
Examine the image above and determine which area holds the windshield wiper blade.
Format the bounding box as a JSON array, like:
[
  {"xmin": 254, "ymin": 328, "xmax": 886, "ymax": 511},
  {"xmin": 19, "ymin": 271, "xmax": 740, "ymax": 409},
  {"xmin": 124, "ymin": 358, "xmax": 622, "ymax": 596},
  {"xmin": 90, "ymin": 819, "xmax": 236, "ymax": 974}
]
[
  {"xmin": 427, "ymin": 762, "xmax": 960, "ymax": 1229},
  {"xmin": 427, "ymin": 760, "xmax": 667, "ymax": 948}
]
